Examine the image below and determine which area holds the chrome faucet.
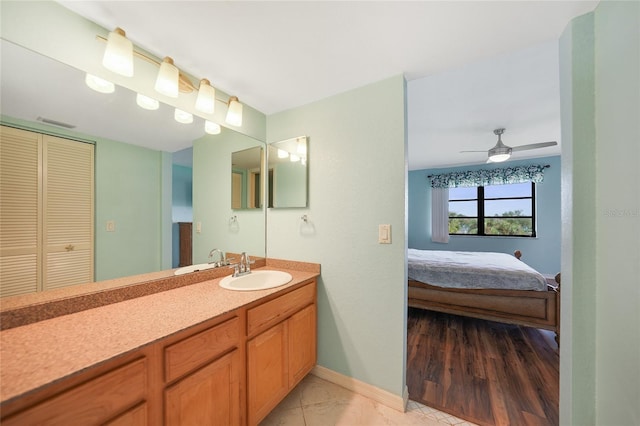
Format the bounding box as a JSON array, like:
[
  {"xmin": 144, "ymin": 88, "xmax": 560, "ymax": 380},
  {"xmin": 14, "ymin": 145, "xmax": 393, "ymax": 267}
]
[
  {"xmin": 208, "ymin": 248, "xmax": 225, "ymax": 267},
  {"xmin": 231, "ymin": 252, "xmax": 254, "ymax": 277}
]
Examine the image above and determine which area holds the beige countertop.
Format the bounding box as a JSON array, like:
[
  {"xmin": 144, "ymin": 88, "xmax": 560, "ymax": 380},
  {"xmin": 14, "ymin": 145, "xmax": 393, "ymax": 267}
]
[{"xmin": 0, "ymin": 262, "xmax": 319, "ymax": 405}]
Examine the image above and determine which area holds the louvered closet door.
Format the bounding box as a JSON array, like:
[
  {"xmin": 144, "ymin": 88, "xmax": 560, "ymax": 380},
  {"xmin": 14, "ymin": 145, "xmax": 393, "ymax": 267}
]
[
  {"xmin": 43, "ymin": 135, "xmax": 94, "ymax": 291},
  {"xmin": 0, "ymin": 127, "xmax": 42, "ymax": 297}
]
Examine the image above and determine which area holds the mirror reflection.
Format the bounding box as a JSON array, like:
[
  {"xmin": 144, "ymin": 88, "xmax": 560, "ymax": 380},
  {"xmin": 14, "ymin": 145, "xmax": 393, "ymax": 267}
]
[
  {"xmin": 268, "ymin": 136, "xmax": 309, "ymax": 208},
  {"xmin": 231, "ymin": 146, "xmax": 264, "ymax": 210},
  {"xmin": 0, "ymin": 40, "xmax": 266, "ymax": 299}
]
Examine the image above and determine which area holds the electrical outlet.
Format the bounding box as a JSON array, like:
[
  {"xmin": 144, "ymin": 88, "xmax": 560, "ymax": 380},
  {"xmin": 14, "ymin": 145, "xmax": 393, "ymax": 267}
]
[{"xmin": 106, "ymin": 220, "xmax": 115, "ymax": 232}]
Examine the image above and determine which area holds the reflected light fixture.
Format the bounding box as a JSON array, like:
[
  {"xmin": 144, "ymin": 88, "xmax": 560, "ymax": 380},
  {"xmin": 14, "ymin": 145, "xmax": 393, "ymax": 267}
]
[
  {"xmin": 225, "ymin": 96, "xmax": 243, "ymax": 127},
  {"xmin": 277, "ymin": 149, "xmax": 289, "ymax": 159},
  {"xmin": 195, "ymin": 79, "xmax": 216, "ymax": 114},
  {"xmin": 290, "ymin": 154, "xmax": 300, "ymax": 162},
  {"xmin": 155, "ymin": 57, "xmax": 179, "ymax": 98},
  {"xmin": 174, "ymin": 108, "xmax": 193, "ymax": 124},
  {"xmin": 136, "ymin": 93, "xmax": 159, "ymax": 110},
  {"xmin": 102, "ymin": 27, "xmax": 134, "ymax": 77},
  {"xmin": 85, "ymin": 73, "xmax": 115, "ymax": 94},
  {"xmin": 205, "ymin": 120, "xmax": 221, "ymax": 135}
]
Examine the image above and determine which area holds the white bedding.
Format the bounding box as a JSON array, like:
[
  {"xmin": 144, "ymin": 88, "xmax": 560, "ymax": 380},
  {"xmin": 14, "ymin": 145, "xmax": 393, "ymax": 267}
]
[{"xmin": 408, "ymin": 249, "xmax": 547, "ymax": 291}]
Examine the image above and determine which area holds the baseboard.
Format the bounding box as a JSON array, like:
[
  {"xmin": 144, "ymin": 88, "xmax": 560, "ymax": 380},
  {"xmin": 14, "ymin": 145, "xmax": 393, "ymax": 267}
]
[{"xmin": 311, "ymin": 365, "xmax": 409, "ymax": 412}]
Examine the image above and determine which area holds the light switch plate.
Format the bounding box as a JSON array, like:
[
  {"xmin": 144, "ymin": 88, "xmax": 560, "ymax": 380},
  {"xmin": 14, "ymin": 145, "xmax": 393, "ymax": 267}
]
[
  {"xmin": 196, "ymin": 221, "xmax": 202, "ymax": 233},
  {"xmin": 106, "ymin": 220, "xmax": 115, "ymax": 232},
  {"xmin": 378, "ymin": 224, "xmax": 391, "ymax": 244}
]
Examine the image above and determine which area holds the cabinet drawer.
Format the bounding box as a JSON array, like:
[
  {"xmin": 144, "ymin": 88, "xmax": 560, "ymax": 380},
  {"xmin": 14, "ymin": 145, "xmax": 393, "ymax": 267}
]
[
  {"xmin": 248, "ymin": 281, "xmax": 315, "ymax": 337},
  {"xmin": 165, "ymin": 316, "xmax": 240, "ymax": 382},
  {"xmin": 3, "ymin": 358, "xmax": 147, "ymax": 426}
]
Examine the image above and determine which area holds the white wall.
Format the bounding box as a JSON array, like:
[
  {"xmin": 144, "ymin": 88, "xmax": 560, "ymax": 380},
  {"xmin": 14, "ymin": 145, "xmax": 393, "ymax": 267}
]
[
  {"xmin": 560, "ymin": 2, "xmax": 640, "ymax": 425},
  {"xmin": 266, "ymin": 76, "xmax": 408, "ymax": 397}
]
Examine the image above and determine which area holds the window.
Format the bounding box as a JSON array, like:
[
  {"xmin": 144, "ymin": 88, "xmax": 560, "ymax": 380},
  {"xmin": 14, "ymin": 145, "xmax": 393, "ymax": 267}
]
[{"xmin": 448, "ymin": 182, "xmax": 536, "ymax": 237}]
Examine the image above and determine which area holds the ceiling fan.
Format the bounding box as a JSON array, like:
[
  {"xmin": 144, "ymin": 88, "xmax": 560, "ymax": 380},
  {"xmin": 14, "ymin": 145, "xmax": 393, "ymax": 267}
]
[{"xmin": 461, "ymin": 128, "xmax": 558, "ymax": 163}]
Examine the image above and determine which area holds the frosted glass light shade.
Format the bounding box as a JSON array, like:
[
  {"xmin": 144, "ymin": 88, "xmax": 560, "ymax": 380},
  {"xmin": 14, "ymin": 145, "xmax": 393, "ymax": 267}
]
[
  {"xmin": 195, "ymin": 79, "xmax": 216, "ymax": 114},
  {"xmin": 85, "ymin": 73, "xmax": 115, "ymax": 94},
  {"xmin": 155, "ymin": 57, "xmax": 179, "ymax": 98},
  {"xmin": 174, "ymin": 108, "xmax": 193, "ymax": 124},
  {"xmin": 488, "ymin": 153, "xmax": 510, "ymax": 162},
  {"xmin": 290, "ymin": 154, "xmax": 300, "ymax": 162},
  {"xmin": 225, "ymin": 96, "xmax": 243, "ymax": 127},
  {"xmin": 205, "ymin": 120, "xmax": 221, "ymax": 135},
  {"xmin": 277, "ymin": 149, "xmax": 289, "ymax": 159},
  {"xmin": 136, "ymin": 93, "xmax": 159, "ymax": 110},
  {"xmin": 102, "ymin": 28, "xmax": 133, "ymax": 77}
]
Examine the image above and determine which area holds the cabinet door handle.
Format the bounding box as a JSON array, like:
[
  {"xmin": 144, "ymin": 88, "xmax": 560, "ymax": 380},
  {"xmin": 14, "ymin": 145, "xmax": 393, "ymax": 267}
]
[{"xmin": 65, "ymin": 244, "xmax": 75, "ymax": 252}]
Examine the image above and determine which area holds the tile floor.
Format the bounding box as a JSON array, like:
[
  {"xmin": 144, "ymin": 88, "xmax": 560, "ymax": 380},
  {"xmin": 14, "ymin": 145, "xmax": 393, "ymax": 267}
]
[{"xmin": 260, "ymin": 374, "xmax": 478, "ymax": 426}]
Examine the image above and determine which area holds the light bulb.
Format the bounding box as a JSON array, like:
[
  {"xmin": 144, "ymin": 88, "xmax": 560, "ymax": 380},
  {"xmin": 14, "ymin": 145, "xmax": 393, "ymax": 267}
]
[
  {"xmin": 205, "ymin": 120, "xmax": 221, "ymax": 135},
  {"xmin": 102, "ymin": 27, "xmax": 133, "ymax": 77},
  {"xmin": 155, "ymin": 57, "xmax": 179, "ymax": 98},
  {"xmin": 225, "ymin": 96, "xmax": 243, "ymax": 127},
  {"xmin": 174, "ymin": 108, "xmax": 193, "ymax": 124},
  {"xmin": 195, "ymin": 79, "xmax": 216, "ymax": 114},
  {"xmin": 136, "ymin": 93, "xmax": 159, "ymax": 110},
  {"xmin": 85, "ymin": 73, "xmax": 115, "ymax": 94}
]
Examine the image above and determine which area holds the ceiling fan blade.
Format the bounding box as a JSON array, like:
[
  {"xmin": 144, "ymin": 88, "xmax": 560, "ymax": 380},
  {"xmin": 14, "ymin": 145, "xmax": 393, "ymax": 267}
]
[
  {"xmin": 511, "ymin": 141, "xmax": 557, "ymax": 152},
  {"xmin": 460, "ymin": 150, "xmax": 487, "ymax": 153}
]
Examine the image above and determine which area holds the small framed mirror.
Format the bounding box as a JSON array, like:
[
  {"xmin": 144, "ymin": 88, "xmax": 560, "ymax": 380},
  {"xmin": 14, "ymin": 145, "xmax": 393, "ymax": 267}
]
[
  {"xmin": 267, "ymin": 136, "xmax": 308, "ymax": 208},
  {"xmin": 231, "ymin": 146, "xmax": 264, "ymax": 209}
]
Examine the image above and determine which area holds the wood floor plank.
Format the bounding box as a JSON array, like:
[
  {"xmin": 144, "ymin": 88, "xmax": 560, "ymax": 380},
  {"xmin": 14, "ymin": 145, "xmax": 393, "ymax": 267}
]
[{"xmin": 407, "ymin": 308, "xmax": 559, "ymax": 426}]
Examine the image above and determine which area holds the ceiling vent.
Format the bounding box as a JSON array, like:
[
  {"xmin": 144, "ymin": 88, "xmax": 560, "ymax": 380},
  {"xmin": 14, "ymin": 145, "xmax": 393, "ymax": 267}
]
[{"xmin": 37, "ymin": 117, "xmax": 76, "ymax": 129}]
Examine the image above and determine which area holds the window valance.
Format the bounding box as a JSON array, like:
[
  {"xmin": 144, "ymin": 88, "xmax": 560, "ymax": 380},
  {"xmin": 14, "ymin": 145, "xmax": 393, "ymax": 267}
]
[{"xmin": 429, "ymin": 165, "xmax": 547, "ymax": 188}]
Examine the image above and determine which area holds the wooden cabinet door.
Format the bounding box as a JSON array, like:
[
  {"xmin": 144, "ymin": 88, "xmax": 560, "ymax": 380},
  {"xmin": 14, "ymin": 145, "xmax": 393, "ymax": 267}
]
[
  {"xmin": 247, "ymin": 321, "xmax": 288, "ymax": 426},
  {"xmin": 288, "ymin": 304, "xmax": 317, "ymax": 388},
  {"xmin": 1, "ymin": 358, "xmax": 147, "ymax": 426},
  {"xmin": 165, "ymin": 349, "xmax": 241, "ymax": 426}
]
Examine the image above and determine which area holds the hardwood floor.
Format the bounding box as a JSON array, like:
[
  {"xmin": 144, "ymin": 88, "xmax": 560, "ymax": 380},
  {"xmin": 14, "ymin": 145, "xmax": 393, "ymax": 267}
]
[{"xmin": 407, "ymin": 307, "xmax": 559, "ymax": 426}]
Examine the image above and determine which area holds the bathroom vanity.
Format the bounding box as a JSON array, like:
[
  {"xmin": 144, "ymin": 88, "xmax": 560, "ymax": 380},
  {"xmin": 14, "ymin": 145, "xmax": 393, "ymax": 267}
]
[{"xmin": 0, "ymin": 260, "xmax": 319, "ymax": 425}]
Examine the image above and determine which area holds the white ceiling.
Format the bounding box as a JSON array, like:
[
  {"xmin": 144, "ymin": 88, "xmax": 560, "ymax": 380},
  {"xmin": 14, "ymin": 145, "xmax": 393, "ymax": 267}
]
[{"xmin": 3, "ymin": 1, "xmax": 599, "ymax": 167}]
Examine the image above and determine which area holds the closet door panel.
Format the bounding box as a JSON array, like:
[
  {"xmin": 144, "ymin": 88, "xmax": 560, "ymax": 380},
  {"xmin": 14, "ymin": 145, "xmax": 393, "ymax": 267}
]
[
  {"xmin": 43, "ymin": 135, "xmax": 94, "ymax": 290},
  {"xmin": 0, "ymin": 126, "xmax": 42, "ymax": 297}
]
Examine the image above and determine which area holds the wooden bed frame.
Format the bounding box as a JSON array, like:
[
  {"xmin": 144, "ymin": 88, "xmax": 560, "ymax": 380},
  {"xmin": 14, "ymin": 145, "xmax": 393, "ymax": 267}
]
[{"xmin": 408, "ymin": 250, "xmax": 560, "ymax": 344}]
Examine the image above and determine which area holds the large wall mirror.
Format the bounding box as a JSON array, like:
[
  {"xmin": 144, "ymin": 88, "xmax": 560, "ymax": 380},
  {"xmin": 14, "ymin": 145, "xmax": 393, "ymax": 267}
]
[
  {"xmin": 0, "ymin": 39, "xmax": 266, "ymax": 299},
  {"xmin": 267, "ymin": 136, "xmax": 309, "ymax": 208}
]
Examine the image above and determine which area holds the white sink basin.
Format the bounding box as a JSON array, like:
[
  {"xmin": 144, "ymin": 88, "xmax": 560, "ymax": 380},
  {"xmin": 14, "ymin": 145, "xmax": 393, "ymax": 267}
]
[
  {"xmin": 174, "ymin": 263, "xmax": 217, "ymax": 276},
  {"xmin": 219, "ymin": 270, "xmax": 293, "ymax": 291}
]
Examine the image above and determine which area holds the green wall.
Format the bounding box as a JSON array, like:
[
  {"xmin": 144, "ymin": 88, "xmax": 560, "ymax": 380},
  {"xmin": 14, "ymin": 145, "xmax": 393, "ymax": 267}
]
[
  {"xmin": 560, "ymin": 2, "xmax": 640, "ymax": 424},
  {"xmin": 266, "ymin": 75, "xmax": 408, "ymax": 398}
]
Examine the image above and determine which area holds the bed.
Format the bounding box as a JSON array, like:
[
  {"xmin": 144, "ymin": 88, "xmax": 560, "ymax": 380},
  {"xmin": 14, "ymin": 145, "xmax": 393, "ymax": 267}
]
[{"xmin": 408, "ymin": 249, "xmax": 560, "ymax": 344}]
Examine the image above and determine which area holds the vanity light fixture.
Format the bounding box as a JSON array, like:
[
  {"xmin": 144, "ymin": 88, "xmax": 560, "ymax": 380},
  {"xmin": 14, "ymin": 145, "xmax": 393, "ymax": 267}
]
[
  {"xmin": 85, "ymin": 73, "xmax": 115, "ymax": 94},
  {"xmin": 155, "ymin": 57, "xmax": 180, "ymax": 98},
  {"xmin": 205, "ymin": 120, "xmax": 221, "ymax": 135},
  {"xmin": 225, "ymin": 96, "xmax": 243, "ymax": 127},
  {"xmin": 102, "ymin": 28, "xmax": 134, "ymax": 77},
  {"xmin": 174, "ymin": 108, "xmax": 193, "ymax": 124},
  {"xmin": 195, "ymin": 79, "xmax": 216, "ymax": 114},
  {"xmin": 136, "ymin": 93, "xmax": 159, "ymax": 110},
  {"xmin": 96, "ymin": 29, "xmax": 245, "ymax": 128}
]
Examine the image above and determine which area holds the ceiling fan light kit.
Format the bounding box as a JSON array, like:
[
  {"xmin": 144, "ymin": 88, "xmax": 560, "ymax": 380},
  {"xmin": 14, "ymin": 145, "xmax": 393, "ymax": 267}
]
[
  {"xmin": 462, "ymin": 128, "xmax": 558, "ymax": 163},
  {"xmin": 89, "ymin": 27, "xmax": 243, "ymax": 130}
]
